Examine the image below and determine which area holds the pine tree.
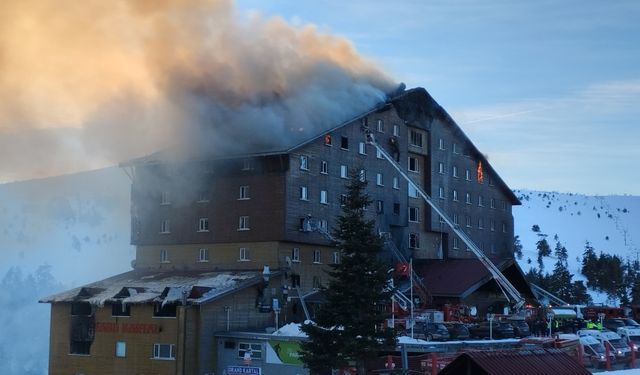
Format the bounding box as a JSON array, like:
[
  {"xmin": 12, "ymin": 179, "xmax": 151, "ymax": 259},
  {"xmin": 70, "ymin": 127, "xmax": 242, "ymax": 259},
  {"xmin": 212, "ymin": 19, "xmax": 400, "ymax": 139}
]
[
  {"xmin": 300, "ymin": 175, "xmax": 396, "ymax": 375},
  {"xmin": 513, "ymin": 235, "xmax": 523, "ymax": 260}
]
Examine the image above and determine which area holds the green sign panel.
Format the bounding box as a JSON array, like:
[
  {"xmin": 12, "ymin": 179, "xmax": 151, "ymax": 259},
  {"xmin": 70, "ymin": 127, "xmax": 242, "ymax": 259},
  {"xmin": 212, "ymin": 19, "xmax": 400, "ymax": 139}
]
[{"xmin": 267, "ymin": 340, "xmax": 303, "ymax": 365}]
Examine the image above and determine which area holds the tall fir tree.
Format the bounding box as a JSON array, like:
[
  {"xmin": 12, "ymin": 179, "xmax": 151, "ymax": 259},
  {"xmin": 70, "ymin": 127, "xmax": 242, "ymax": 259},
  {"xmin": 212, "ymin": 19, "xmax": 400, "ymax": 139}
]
[{"xmin": 300, "ymin": 174, "xmax": 396, "ymax": 375}]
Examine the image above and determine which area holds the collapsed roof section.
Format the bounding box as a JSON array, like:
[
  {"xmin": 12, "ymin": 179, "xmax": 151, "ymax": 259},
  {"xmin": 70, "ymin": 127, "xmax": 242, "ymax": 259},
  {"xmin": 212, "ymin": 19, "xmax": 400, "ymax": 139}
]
[{"xmin": 39, "ymin": 269, "xmax": 275, "ymax": 307}]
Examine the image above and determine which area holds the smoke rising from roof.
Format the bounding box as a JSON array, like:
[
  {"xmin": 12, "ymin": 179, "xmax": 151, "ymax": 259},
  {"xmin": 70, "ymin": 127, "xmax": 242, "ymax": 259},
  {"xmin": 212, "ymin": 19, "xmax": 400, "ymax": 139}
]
[{"xmin": 0, "ymin": 0, "xmax": 396, "ymax": 181}]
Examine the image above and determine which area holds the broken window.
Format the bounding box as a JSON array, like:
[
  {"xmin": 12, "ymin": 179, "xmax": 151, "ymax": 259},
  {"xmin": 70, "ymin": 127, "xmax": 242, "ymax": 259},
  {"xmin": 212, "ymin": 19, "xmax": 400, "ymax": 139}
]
[
  {"xmin": 409, "ymin": 206, "xmax": 420, "ymax": 222},
  {"xmin": 409, "ymin": 233, "xmax": 420, "ymax": 249},
  {"xmin": 341, "ymin": 136, "xmax": 349, "ymax": 150},
  {"xmin": 393, "ymin": 202, "xmax": 400, "ymax": 215},
  {"xmin": 410, "ymin": 130, "xmax": 423, "ymax": 147},
  {"xmin": 324, "ymin": 134, "xmax": 332, "ymax": 146},
  {"xmin": 111, "ymin": 302, "xmax": 131, "ymax": 317},
  {"xmin": 153, "ymin": 303, "xmax": 177, "ymax": 318},
  {"xmin": 70, "ymin": 303, "xmax": 95, "ymax": 355},
  {"xmin": 408, "ymin": 156, "xmax": 419, "ymax": 172},
  {"xmin": 299, "ymin": 155, "xmax": 309, "ymax": 170}
]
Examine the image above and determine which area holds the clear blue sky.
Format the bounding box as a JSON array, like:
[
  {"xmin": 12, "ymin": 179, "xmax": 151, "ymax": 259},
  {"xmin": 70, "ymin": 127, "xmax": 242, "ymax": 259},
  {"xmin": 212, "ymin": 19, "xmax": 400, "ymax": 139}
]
[{"xmin": 237, "ymin": 0, "xmax": 640, "ymax": 195}]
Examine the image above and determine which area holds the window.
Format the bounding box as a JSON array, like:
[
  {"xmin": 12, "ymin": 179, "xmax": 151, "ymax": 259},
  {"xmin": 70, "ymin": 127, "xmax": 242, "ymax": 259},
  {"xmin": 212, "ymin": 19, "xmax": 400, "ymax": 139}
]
[
  {"xmin": 239, "ymin": 185, "xmax": 250, "ymax": 200},
  {"xmin": 160, "ymin": 249, "xmax": 169, "ymax": 263},
  {"xmin": 439, "ymin": 187, "xmax": 445, "ymax": 199},
  {"xmin": 153, "ymin": 304, "xmax": 177, "ymax": 317},
  {"xmin": 490, "ymin": 219, "xmax": 495, "ymax": 232},
  {"xmin": 116, "ymin": 341, "xmax": 126, "ymax": 358},
  {"xmin": 393, "ymin": 125, "xmax": 399, "ymax": 137},
  {"xmin": 70, "ymin": 341, "xmax": 91, "ymax": 355},
  {"xmin": 299, "ymin": 155, "xmax": 309, "ymax": 170},
  {"xmin": 466, "ymin": 216, "xmax": 472, "ymax": 228},
  {"xmin": 490, "ymin": 198, "xmax": 496, "ymax": 209},
  {"xmin": 452, "ymin": 190, "xmax": 458, "ymax": 202},
  {"xmin": 393, "ymin": 177, "xmax": 399, "ymax": 189},
  {"xmin": 438, "ymin": 162, "xmax": 445, "ymax": 174},
  {"xmin": 161, "ymin": 191, "xmax": 170, "ymax": 205},
  {"xmin": 320, "ymin": 190, "xmax": 328, "ymax": 204},
  {"xmin": 199, "ymin": 248, "xmax": 209, "ymax": 262},
  {"xmin": 453, "ymin": 214, "xmax": 459, "ymax": 225},
  {"xmin": 292, "ymin": 247, "xmax": 300, "ymax": 262},
  {"xmin": 393, "ymin": 202, "xmax": 400, "ymax": 215},
  {"xmin": 340, "ymin": 194, "xmax": 348, "ymax": 206},
  {"xmin": 341, "ymin": 136, "xmax": 349, "ymax": 150},
  {"xmin": 197, "ymin": 191, "xmax": 209, "ymax": 203},
  {"xmin": 300, "ymin": 186, "xmax": 309, "ymax": 201},
  {"xmin": 438, "ymin": 138, "xmax": 445, "ymax": 150},
  {"xmin": 410, "ymin": 130, "xmax": 423, "ymax": 147},
  {"xmin": 153, "ymin": 343, "xmax": 175, "ymax": 360},
  {"xmin": 376, "ymin": 200, "xmax": 384, "ymax": 213},
  {"xmin": 465, "ymin": 169, "xmax": 471, "ymax": 181},
  {"xmin": 452, "ymin": 166, "xmax": 458, "ymax": 178},
  {"xmin": 439, "ymin": 215, "xmax": 446, "ymax": 224},
  {"xmin": 359, "ymin": 142, "xmax": 367, "ymax": 155},
  {"xmin": 242, "ymin": 158, "xmax": 252, "ymax": 171},
  {"xmin": 452, "ymin": 143, "xmax": 459, "ymax": 154},
  {"xmin": 313, "ymin": 249, "xmax": 321, "ymax": 264},
  {"xmin": 376, "ymin": 173, "xmax": 383, "ymax": 186},
  {"xmin": 408, "ymin": 156, "xmax": 419, "ymax": 172},
  {"xmin": 408, "ymin": 184, "xmax": 419, "ymax": 198},
  {"xmin": 376, "ymin": 148, "xmax": 384, "ymax": 159},
  {"xmin": 319, "ymin": 219, "xmax": 328, "ymax": 231},
  {"xmin": 238, "ymin": 216, "xmax": 250, "ymax": 230},
  {"xmin": 453, "ymin": 237, "xmax": 459, "ymax": 249},
  {"xmin": 340, "ymin": 165, "xmax": 348, "ymax": 179},
  {"xmin": 238, "ymin": 343, "xmax": 262, "ymax": 360},
  {"xmin": 160, "ymin": 219, "xmax": 170, "ymax": 234},
  {"xmin": 478, "ymin": 195, "xmax": 484, "ymax": 207},
  {"xmin": 409, "ymin": 206, "xmax": 420, "ymax": 222},
  {"xmin": 332, "ymin": 251, "xmax": 341, "ymax": 264},
  {"xmin": 313, "ymin": 276, "xmax": 322, "ymax": 289},
  {"xmin": 324, "ymin": 134, "xmax": 332, "ymax": 146},
  {"xmin": 239, "ymin": 247, "xmax": 249, "ymax": 261},
  {"xmin": 502, "ymin": 201, "xmax": 508, "ymax": 211},
  {"xmin": 409, "ymin": 233, "xmax": 420, "ymax": 249},
  {"xmin": 491, "ymin": 244, "xmax": 496, "ymax": 254},
  {"xmin": 502, "ymin": 223, "xmax": 508, "ymax": 233},
  {"xmin": 198, "ymin": 217, "xmax": 209, "ymax": 232},
  {"xmin": 377, "ymin": 119, "xmax": 385, "ymax": 132},
  {"xmin": 465, "ymin": 193, "xmax": 471, "ymax": 204},
  {"xmin": 112, "ymin": 302, "xmax": 131, "ymax": 317},
  {"xmin": 478, "ymin": 218, "xmax": 484, "ymax": 229},
  {"xmin": 320, "ymin": 160, "xmax": 328, "ymax": 174},
  {"xmin": 71, "ymin": 302, "xmax": 92, "ymax": 316}
]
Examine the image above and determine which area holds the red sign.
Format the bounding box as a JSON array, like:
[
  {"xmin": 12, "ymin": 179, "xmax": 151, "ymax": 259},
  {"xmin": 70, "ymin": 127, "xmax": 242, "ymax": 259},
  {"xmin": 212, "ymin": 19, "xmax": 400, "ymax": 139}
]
[{"xmin": 95, "ymin": 322, "xmax": 160, "ymax": 334}]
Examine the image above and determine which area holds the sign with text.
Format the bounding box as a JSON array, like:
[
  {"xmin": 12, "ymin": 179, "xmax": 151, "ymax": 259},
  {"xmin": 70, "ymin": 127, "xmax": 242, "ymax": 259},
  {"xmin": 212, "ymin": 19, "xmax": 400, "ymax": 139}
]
[
  {"xmin": 227, "ymin": 366, "xmax": 261, "ymax": 375},
  {"xmin": 95, "ymin": 322, "xmax": 160, "ymax": 334}
]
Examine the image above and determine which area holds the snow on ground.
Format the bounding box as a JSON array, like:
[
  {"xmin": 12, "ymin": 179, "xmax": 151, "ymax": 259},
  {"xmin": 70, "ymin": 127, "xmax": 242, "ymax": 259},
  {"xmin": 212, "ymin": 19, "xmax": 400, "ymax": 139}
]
[{"xmin": 272, "ymin": 322, "xmax": 308, "ymax": 337}]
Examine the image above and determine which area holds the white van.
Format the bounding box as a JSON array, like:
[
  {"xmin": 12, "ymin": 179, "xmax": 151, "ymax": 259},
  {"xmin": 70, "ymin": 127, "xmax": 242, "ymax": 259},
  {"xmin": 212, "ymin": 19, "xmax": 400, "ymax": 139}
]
[
  {"xmin": 617, "ymin": 327, "xmax": 640, "ymax": 351},
  {"xmin": 577, "ymin": 329, "xmax": 631, "ymax": 361},
  {"xmin": 579, "ymin": 335, "xmax": 615, "ymax": 368}
]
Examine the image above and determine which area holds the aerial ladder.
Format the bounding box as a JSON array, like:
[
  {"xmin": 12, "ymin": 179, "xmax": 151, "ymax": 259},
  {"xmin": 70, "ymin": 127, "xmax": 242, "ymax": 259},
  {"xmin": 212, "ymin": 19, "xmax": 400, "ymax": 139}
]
[{"xmin": 364, "ymin": 129, "xmax": 526, "ymax": 312}]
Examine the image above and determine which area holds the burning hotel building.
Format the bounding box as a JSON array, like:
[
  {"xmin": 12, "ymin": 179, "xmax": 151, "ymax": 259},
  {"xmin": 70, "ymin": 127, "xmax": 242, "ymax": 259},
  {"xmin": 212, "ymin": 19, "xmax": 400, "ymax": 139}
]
[{"xmin": 41, "ymin": 87, "xmax": 533, "ymax": 374}]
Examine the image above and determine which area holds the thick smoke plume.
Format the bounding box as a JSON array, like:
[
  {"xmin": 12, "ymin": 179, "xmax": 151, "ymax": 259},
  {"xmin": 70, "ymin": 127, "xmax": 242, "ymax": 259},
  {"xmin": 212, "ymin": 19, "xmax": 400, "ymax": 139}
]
[{"xmin": 0, "ymin": 0, "xmax": 395, "ymax": 181}]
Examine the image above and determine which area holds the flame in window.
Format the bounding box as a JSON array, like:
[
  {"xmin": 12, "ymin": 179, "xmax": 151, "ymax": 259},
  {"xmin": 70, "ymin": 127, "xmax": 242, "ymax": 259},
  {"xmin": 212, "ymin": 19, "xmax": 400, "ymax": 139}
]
[{"xmin": 477, "ymin": 160, "xmax": 484, "ymax": 183}]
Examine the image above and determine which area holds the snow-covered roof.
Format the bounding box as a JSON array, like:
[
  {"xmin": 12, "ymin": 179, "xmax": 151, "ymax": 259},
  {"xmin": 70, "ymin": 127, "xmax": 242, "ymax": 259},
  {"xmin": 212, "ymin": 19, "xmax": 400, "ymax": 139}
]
[{"xmin": 39, "ymin": 269, "xmax": 272, "ymax": 306}]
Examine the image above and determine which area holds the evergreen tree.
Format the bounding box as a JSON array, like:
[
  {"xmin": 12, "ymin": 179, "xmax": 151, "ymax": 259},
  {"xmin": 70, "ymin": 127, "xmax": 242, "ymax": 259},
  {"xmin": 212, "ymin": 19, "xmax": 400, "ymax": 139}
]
[
  {"xmin": 513, "ymin": 235, "xmax": 523, "ymax": 260},
  {"xmin": 536, "ymin": 235, "xmax": 551, "ymax": 270},
  {"xmin": 300, "ymin": 175, "xmax": 396, "ymax": 375},
  {"xmin": 581, "ymin": 241, "xmax": 598, "ymax": 288}
]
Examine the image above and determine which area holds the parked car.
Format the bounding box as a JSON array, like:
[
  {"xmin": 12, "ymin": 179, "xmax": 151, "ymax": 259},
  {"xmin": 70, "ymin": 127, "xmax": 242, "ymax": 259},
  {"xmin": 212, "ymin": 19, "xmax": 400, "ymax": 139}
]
[
  {"xmin": 509, "ymin": 320, "xmax": 531, "ymax": 338},
  {"xmin": 468, "ymin": 321, "xmax": 514, "ymax": 339},
  {"xmin": 603, "ymin": 318, "xmax": 626, "ymax": 332},
  {"xmin": 421, "ymin": 322, "xmax": 450, "ymax": 341},
  {"xmin": 443, "ymin": 322, "xmax": 470, "ymax": 340},
  {"xmin": 580, "ymin": 335, "xmax": 616, "ymax": 368}
]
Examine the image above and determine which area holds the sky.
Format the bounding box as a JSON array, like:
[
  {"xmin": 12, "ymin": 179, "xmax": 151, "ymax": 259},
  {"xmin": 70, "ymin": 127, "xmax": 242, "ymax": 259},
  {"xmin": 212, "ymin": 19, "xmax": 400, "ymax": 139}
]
[
  {"xmin": 237, "ymin": 0, "xmax": 640, "ymax": 195},
  {"xmin": 0, "ymin": 1, "xmax": 638, "ymax": 196}
]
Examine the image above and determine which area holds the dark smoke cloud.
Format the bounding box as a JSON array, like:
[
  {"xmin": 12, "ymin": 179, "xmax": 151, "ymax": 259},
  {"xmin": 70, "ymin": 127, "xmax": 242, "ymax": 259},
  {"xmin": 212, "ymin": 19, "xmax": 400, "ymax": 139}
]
[{"xmin": 0, "ymin": 0, "xmax": 396, "ymax": 181}]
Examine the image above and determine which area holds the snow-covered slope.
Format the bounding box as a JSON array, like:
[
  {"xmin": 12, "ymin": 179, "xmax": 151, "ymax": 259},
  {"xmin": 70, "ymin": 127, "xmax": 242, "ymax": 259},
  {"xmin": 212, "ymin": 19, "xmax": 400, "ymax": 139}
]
[{"xmin": 513, "ymin": 189, "xmax": 640, "ymax": 301}]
